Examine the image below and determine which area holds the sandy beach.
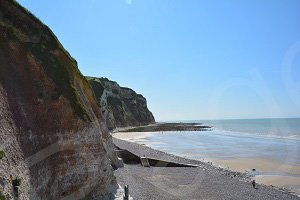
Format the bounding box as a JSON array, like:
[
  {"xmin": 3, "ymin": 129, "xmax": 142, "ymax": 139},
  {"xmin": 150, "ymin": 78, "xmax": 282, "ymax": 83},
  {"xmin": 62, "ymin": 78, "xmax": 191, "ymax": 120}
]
[
  {"xmin": 113, "ymin": 133, "xmax": 300, "ymax": 199},
  {"xmin": 212, "ymin": 158, "xmax": 300, "ymax": 194}
]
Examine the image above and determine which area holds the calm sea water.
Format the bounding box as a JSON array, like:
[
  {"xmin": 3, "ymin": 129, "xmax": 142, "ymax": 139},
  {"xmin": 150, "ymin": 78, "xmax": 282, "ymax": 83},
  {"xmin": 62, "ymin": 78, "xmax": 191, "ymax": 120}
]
[{"xmin": 131, "ymin": 118, "xmax": 300, "ymax": 165}]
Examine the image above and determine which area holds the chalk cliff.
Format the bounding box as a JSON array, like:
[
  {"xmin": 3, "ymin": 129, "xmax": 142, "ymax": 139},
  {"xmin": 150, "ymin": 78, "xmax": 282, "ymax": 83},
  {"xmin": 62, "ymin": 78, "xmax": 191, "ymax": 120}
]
[
  {"xmin": 0, "ymin": 0, "xmax": 118, "ymax": 199},
  {"xmin": 87, "ymin": 77, "xmax": 155, "ymax": 130}
]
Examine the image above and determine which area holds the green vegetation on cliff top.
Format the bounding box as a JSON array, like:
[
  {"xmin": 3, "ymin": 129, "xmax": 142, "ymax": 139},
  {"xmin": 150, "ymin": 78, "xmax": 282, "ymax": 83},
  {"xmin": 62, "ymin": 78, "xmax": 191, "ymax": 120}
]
[
  {"xmin": 1, "ymin": 1, "xmax": 90, "ymax": 122},
  {"xmin": 27, "ymin": 42, "xmax": 90, "ymax": 121}
]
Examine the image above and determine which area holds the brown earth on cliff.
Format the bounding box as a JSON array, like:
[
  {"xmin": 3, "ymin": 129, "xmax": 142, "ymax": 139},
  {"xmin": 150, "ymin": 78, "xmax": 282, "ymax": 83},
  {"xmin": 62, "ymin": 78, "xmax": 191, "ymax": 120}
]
[
  {"xmin": 87, "ymin": 77, "xmax": 155, "ymax": 130},
  {"xmin": 0, "ymin": 0, "xmax": 119, "ymax": 199}
]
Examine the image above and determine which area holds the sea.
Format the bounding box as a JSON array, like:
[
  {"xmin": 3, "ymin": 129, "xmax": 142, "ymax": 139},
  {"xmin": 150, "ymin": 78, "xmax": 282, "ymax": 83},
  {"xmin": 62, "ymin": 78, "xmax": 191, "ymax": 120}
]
[{"xmin": 128, "ymin": 118, "xmax": 300, "ymax": 164}]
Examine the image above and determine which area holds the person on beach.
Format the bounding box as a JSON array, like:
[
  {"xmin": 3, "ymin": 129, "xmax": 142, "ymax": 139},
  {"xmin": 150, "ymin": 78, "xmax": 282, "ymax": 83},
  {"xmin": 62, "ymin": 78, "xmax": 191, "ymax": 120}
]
[{"xmin": 251, "ymin": 180, "xmax": 256, "ymax": 189}]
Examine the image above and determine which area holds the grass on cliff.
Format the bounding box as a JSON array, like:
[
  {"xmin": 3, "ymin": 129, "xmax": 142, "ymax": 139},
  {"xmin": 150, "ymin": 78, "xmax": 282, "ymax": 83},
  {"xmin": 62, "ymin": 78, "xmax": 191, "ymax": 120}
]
[
  {"xmin": 0, "ymin": 191, "xmax": 5, "ymax": 200},
  {"xmin": 2, "ymin": 1, "xmax": 90, "ymax": 122},
  {"xmin": 0, "ymin": 150, "xmax": 4, "ymax": 160},
  {"xmin": 3, "ymin": 0, "xmax": 78, "ymax": 67},
  {"xmin": 27, "ymin": 43, "xmax": 90, "ymax": 122},
  {"xmin": 99, "ymin": 77, "xmax": 109, "ymax": 82}
]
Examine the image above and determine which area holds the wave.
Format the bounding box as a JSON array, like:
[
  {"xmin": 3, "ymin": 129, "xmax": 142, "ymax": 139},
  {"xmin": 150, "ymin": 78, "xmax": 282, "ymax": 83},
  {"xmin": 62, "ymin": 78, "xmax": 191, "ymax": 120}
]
[{"xmin": 210, "ymin": 127, "xmax": 300, "ymax": 141}]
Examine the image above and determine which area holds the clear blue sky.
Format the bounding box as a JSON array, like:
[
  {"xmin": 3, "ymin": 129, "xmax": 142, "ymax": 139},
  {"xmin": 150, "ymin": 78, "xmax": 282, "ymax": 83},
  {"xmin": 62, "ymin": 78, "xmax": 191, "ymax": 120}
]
[{"xmin": 18, "ymin": 0, "xmax": 300, "ymax": 121}]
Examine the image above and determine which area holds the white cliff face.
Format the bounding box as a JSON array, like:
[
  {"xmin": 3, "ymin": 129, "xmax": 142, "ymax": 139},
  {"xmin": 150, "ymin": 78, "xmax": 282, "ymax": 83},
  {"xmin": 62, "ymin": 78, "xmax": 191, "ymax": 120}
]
[
  {"xmin": 27, "ymin": 123, "xmax": 118, "ymax": 200},
  {"xmin": 0, "ymin": 1, "xmax": 119, "ymax": 199},
  {"xmin": 100, "ymin": 90, "xmax": 117, "ymax": 130},
  {"xmin": 0, "ymin": 86, "xmax": 31, "ymax": 200},
  {"xmin": 87, "ymin": 77, "xmax": 155, "ymax": 130},
  {"xmin": 0, "ymin": 75, "xmax": 119, "ymax": 200}
]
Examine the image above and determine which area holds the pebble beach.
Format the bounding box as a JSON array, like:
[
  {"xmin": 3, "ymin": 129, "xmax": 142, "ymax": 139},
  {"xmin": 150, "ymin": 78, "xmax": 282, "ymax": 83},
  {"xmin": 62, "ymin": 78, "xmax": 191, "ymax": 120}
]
[{"xmin": 113, "ymin": 137, "xmax": 300, "ymax": 200}]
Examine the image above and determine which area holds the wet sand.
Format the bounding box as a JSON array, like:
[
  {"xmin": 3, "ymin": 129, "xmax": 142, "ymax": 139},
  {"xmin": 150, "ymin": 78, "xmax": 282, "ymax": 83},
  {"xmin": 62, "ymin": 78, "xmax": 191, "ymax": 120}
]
[
  {"xmin": 212, "ymin": 158, "xmax": 300, "ymax": 175},
  {"xmin": 211, "ymin": 158, "xmax": 300, "ymax": 194}
]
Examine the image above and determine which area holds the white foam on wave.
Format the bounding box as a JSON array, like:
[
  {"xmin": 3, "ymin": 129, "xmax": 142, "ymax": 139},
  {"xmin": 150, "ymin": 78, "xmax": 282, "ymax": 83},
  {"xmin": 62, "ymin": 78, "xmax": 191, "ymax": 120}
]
[{"xmin": 210, "ymin": 127, "xmax": 300, "ymax": 141}]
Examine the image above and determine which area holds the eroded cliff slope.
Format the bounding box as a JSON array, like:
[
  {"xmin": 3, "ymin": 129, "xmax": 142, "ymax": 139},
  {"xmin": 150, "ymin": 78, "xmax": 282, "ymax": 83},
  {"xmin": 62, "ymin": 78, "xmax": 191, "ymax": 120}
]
[
  {"xmin": 87, "ymin": 77, "xmax": 155, "ymax": 130},
  {"xmin": 0, "ymin": 0, "xmax": 118, "ymax": 199}
]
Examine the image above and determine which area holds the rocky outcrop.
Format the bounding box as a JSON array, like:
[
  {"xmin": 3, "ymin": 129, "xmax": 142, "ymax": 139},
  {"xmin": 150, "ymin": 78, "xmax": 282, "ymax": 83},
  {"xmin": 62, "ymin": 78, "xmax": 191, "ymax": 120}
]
[
  {"xmin": 0, "ymin": 0, "xmax": 118, "ymax": 199},
  {"xmin": 87, "ymin": 77, "xmax": 155, "ymax": 130}
]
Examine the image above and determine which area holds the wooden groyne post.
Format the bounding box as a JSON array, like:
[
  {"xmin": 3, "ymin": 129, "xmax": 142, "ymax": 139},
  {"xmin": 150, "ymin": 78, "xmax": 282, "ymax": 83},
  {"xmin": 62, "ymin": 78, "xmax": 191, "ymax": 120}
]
[{"xmin": 123, "ymin": 185, "xmax": 129, "ymax": 200}]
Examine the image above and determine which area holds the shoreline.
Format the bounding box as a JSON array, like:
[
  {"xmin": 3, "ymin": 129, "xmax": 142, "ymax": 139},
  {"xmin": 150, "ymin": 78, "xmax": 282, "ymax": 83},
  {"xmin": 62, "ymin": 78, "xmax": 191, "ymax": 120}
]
[
  {"xmin": 113, "ymin": 136, "xmax": 300, "ymax": 199},
  {"xmin": 113, "ymin": 124, "xmax": 300, "ymax": 196}
]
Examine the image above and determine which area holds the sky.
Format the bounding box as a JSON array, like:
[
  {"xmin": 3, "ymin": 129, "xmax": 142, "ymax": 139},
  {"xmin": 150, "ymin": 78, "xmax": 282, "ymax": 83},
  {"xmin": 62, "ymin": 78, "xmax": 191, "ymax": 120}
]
[{"xmin": 17, "ymin": 0, "xmax": 300, "ymax": 121}]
